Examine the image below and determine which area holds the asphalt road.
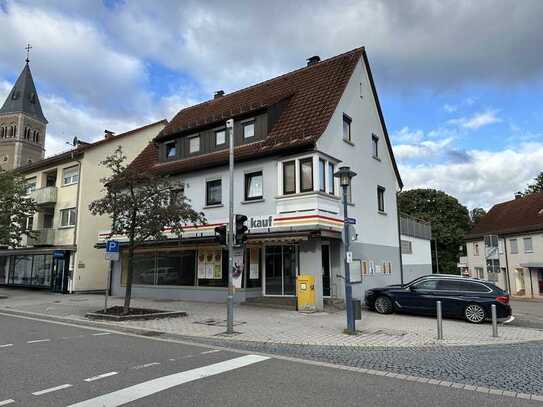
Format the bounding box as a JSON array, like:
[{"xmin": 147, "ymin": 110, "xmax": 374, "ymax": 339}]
[{"xmin": 0, "ymin": 313, "xmax": 540, "ymax": 407}]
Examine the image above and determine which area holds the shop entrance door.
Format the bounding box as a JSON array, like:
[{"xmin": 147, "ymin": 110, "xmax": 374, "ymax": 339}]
[
  {"xmin": 264, "ymin": 245, "xmax": 297, "ymax": 296},
  {"xmin": 51, "ymin": 254, "xmax": 69, "ymax": 293}
]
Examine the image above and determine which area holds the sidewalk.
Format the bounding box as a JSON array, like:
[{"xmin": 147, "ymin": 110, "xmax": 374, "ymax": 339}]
[{"xmin": 1, "ymin": 288, "xmax": 543, "ymax": 347}]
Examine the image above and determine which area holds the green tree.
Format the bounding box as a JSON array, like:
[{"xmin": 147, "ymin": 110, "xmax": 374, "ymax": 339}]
[
  {"xmin": 398, "ymin": 189, "xmax": 470, "ymax": 275},
  {"xmin": 89, "ymin": 147, "xmax": 206, "ymax": 313},
  {"xmin": 469, "ymin": 207, "xmax": 487, "ymax": 225},
  {"xmin": 0, "ymin": 170, "xmax": 37, "ymax": 247},
  {"xmin": 523, "ymin": 172, "xmax": 543, "ymax": 195}
]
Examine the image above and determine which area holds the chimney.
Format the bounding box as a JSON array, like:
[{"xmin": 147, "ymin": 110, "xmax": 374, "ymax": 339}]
[
  {"xmin": 104, "ymin": 130, "xmax": 115, "ymax": 140},
  {"xmin": 214, "ymin": 90, "xmax": 225, "ymax": 99},
  {"xmin": 515, "ymin": 191, "xmax": 523, "ymax": 199},
  {"xmin": 306, "ymin": 55, "xmax": 321, "ymax": 66}
]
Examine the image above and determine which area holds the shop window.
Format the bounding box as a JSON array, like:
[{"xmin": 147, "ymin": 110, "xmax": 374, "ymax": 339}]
[
  {"xmin": 197, "ymin": 249, "xmax": 227, "ymax": 287},
  {"xmin": 132, "ymin": 253, "xmax": 157, "ymax": 285},
  {"xmin": 11, "ymin": 255, "xmax": 32, "ymax": 285},
  {"xmin": 245, "ymin": 247, "xmax": 261, "ymax": 288},
  {"xmin": 63, "ymin": 166, "xmax": 79, "ymax": 186},
  {"xmin": 299, "ymin": 158, "xmax": 313, "ymax": 192},
  {"xmin": 244, "ymin": 171, "xmax": 263, "ymax": 201},
  {"xmin": 283, "ymin": 161, "xmax": 296, "ymax": 195},
  {"xmin": 206, "ymin": 179, "xmax": 222, "ymax": 206},
  {"xmin": 60, "ymin": 208, "xmax": 77, "ymax": 227},
  {"xmin": 156, "ymin": 251, "xmax": 196, "ymax": 286}
]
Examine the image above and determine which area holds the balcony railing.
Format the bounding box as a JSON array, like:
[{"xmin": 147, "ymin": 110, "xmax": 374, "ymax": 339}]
[
  {"xmin": 30, "ymin": 186, "xmax": 57, "ymax": 205},
  {"xmin": 28, "ymin": 228, "xmax": 55, "ymax": 246}
]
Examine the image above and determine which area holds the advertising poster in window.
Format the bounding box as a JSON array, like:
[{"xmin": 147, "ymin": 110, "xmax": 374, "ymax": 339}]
[
  {"xmin": 249, "ymin": 248, "xmax": 259, "ymax": 279},
  {"xmin": 198, "ymin": 249, "xmax": 222, "ymax": 279}
]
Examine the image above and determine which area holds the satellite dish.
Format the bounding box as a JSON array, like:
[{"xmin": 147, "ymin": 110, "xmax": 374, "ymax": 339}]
[{"xmin": 72, "ymin": 136, "xmax": 79, "ymax": 146}]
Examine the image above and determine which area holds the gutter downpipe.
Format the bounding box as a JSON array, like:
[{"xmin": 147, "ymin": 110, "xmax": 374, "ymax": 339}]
[
  {"xmin": 502, "ymin": 237, "xmax": 512, "ymax": 294},
  {"xmin": 70, "ymin": 151, "xmax": 82, "ymax": 294},
  {"xmin": 396, "ymin": 190, "xmax": 404, "ymax": 286}
]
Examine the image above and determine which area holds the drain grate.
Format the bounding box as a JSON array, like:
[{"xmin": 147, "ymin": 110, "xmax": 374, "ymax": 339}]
[{"xmin": 194, "ymin": 318, "xmax": 246, "ymax": 327}]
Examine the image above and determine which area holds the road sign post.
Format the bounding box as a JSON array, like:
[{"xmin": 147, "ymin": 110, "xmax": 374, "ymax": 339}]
[{"xmin": 105, "ymin": 240, "xmax": 120, "ymax": 313}]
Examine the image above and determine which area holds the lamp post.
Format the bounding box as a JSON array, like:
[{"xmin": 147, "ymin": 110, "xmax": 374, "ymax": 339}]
[{"xmin": 334, "ymin": 166, "xmax": 357, "ymax": 334}]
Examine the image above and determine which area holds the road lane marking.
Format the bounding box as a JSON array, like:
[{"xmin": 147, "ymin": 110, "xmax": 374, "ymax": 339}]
[
  {"xmin": 92, "ymin": 332, "xmax": 112, "ymax": 336},
  {"xmin": 67, "ymin": 355, "xmax": 270, "ymax": 407},
  {"xmin": 84, "ymin": 372, "xmax": 119, "ymax": 382},
  {"xmin": 132, "ymin": 362, "xmax": 160, "ymax": 370},
  {"xmin": 0, "ymin": 399, "xmax": 15, "ymax": 406},
  {"xmin": 200, "ymin": 349, "xmax": 221, "ymax": 355},
  {"xmin": 61, "ymin": 335, "xmax": 86, "ymax": 340},
  {"xmin": 0, "ymin": 344, "xmax": 13, "ymax": 348},
  {"xmin": 32, "ymin": 384, "xmax": 72, "ymax": 396},
  {"xmin": 27, "ymin": 339, "xmax": 51, "ymax": 344}
]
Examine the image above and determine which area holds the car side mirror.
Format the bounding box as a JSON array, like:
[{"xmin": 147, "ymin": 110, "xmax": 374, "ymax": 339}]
[{"xmin": 409, "ymin": 286, "xmax": 416, "ymax": 292}]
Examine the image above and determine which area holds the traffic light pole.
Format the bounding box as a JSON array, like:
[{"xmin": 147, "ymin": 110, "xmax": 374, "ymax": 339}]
[{"xmin": 226, "ymin": 118, "xmax": 235, "ymax": 334}]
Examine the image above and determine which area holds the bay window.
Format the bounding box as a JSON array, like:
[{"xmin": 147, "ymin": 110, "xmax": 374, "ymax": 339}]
[
  {"xmin": 283, "ymin": 161, "xmax": 296, "ymax": 195},
  {"xmin": 299, "ymin": 158, "xmax": 313, "ymax": 192}
]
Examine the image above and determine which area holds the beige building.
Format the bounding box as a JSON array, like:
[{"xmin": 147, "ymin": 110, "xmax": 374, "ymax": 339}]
[
  {"xmin": 0, "ymin": 120, "xmax": 166, "ymax": 292},
  {"xmin": 464, "ymin": 192, "xmax": 543, "ymax": 298}
]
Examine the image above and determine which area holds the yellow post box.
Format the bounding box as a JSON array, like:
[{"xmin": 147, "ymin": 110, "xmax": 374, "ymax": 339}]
[{"xmin": 296, "ymin": 275, "xmax": 316, "ymax": 312}]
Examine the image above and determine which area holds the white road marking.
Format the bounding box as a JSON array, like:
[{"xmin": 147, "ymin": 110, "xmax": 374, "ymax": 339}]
[
  {"xmin": 84, "ymin": 371, "xmax": 119, "ymax": 382},
  {"xmin": 67, "ymin": 355, "xmax": 270, "ymax": 407},
  {"xmin": 32, "ymin": 383, "xmax": 72, "ymax": 396},
  {"xmin": 132, "ymin": 362, "xmax": 161, "ymax": 370},
  {"xmin": 200, "ymin": 349, "xmax": 221, "ymax": 355},
  {"xmin": 168, "ymin": 358, "xmax": 176, "ymax": 361},
  {"xmin": 0, "ymin": 344, "xmax": 13, "ymax": 348},
  {"xmin": 27, "ymin": 339, "xmax": 51, "ymax": 344},
  {"xmin": 92, "ymin": 332, "xmax": 112, "ymax": 336},
  {"xmin": 0, "ymin": 399, "xmax": 15, "ymax": 406},
  {"xmin": 61, "ymin": 335, "xmax": 86, "ymax": 340}
]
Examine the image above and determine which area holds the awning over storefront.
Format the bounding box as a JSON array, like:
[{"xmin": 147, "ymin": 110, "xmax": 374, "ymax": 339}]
[{"xmin": 0, "ymin": 245, "xmax": 76, "ymax": 256}]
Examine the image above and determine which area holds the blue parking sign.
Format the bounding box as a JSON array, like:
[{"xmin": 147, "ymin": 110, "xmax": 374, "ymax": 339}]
[{"xmin": 106, "ymin": 240, "xmax": 119, "ymax": 253}]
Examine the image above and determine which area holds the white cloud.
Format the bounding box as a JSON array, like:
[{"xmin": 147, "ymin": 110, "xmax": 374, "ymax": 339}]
[
  {"xmin": 400, "ymin": 143, "xmax": 543, "ymax": 209},
  {"xmin": 392, "ymin": 127, "xmax": 424, "ymax": 143},
  {"xmin": 449, "ymin": 109, "xmax": 502, "ymax": 130},
  {"xmin": 443, "ymin": 104, "xmax": 457, "ymax": 113},
  {"xmin": 394, "ymin": 138, "xmax": 454, "ymax": 161}
]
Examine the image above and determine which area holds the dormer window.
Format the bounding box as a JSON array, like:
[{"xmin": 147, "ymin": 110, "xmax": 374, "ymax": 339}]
[
  {"xmin": 189, "ymin": 135, "xmax": 200, "ymax": 153},
  {"xmin": 215, "ymin": 129, "xmax": 226, "ymax": 145},
  {"xmin": 243, "ymin": 121, "xmax": 255, "ymax": 139},
  {"xmin": 165, "ymin": 142, "xmax": 177, "ymax": 159}
]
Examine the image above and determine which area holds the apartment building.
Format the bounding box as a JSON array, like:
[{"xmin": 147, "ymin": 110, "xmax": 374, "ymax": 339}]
[
  {"xmin": 464, "ymin": 192, "xmax": 543, "ymax": 298},
  {"xmin": 101, "ymin": 48, "xmax": 407, "ymax": 309},
  {"xmin": 0, "ymin": 120, "xmax": 167, "ymax": 292}
]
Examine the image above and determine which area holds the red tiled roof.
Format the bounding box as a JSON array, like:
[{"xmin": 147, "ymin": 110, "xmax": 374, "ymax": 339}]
[
  {"xmin": 466, "ymin": 192, "xmax": 543, "ymax": 239},
  {"xmin": 130, "ymin": 47, "xmax": 402, "ymax": 188}
]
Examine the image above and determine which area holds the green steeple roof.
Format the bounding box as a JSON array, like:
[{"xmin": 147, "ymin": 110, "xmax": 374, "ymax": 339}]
[{"xmin": 0, "ymin": 62, "xmax": 47, "ymax": 123}]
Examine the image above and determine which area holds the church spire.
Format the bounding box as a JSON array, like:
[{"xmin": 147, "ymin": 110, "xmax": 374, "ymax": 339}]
[{"xmin": 0, "ymin": 54, "xmax": 47, "ymax": 124}]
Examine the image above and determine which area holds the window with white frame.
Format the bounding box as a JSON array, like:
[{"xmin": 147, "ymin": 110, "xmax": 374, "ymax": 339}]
[
  {"xmin": 24, "ymin": 177, "xmax": 37, "ymax": 195},
  {"xmin": 299, "ymin": 158, "xmax": 313, "ymax": 193},
  {"xmin": 206, "ymin": 179, "xmax": 222, "ymax": 206},
  {"xmin": 328, "ymin": 162, "xmax": 335, "ymax": 195},
  {"xmin": 244, "ymin": 171, "xmax": 263, "ymax": 201},
  {"xmin": 60, "ymin": 208, "xmax": 76, "ymax": 227},
  {"xmin": 377, "ymin": 186, "xmax": 385, "ymax": 212},
  {"xmin": 400, "ymin": 240, "xmax": 412, "ymax": 254},
  {"xmin": 372, "ymin": 134, "xmax": 379, "ymax": 159},
  {"xmin": 343, "ymin": 114, "xmax": 352, "ymax": 142},
  {"xmin": 215, "ymin": 129, "xmax": 226, "ymax": 145},
  {"xmin": 524, "ymin": 237, "xmax": 534, "ymax": 253},
  {"xmin": 283, "ymin": 161, "xmax": 296, "ymax": 195},
  {"xmin": 189, "ymin": 135, "xmax": 200, "ymax": 153},
  {"xmin": 510, "ymin": 238, "xmax": 518, "ymax": 254},
  {"xmin": 243, "ymin": 121, "xmax": 255, "ymax": 139},
  {"xmin": 63, "ymin": 166, "xmax": 79, "ymax": 186},
  {"xmin": 319, "ymin": 159, "xmax": 326, "ymax": 192}
]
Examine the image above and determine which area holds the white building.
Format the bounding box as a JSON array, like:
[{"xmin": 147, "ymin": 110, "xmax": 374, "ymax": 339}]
[
  {"xmin": 399, "ymin": 215, "xmax": 433, "ymax": 283},
  {"xmin": 104, "ymin": 48, "xmax": 405, "ymax": 310},
  {"xmin": 464, "ymin": 192, "xmax": 543, "ymax": 298}
]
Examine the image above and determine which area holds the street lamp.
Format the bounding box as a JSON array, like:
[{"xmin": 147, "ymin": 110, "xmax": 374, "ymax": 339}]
[{"xmin": 334, "ymin": 166, "xmax": 357, "ymax": 334}]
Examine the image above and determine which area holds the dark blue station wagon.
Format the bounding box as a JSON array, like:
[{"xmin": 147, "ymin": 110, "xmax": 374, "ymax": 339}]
[{"xmin": 365, "ymin": 275, "xmax": 512, "ymax": 323}]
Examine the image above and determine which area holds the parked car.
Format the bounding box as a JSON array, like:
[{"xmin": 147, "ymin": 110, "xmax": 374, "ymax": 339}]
[{"xmin": 365, "ymin": 275, "xmax": 512, "ymax": 323}]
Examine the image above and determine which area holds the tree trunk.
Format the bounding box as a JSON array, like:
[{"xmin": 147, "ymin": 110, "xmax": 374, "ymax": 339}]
[{"xmin": 124, "ymin": 238, "xmax": 135, "ymax": 314}]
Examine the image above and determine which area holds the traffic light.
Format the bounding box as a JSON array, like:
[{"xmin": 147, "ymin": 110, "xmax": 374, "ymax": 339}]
[
  {"xmin": 214, "ymin": 225, "xmax": 227, "ymax": 246},
  {"xmin": 234, "ymin": 214, "xmax": 248, "ymax": 245}
]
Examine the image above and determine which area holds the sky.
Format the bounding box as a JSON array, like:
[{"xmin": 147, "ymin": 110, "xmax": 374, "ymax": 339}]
[{"xmin": 1, "ymin": 0, "xmax": 542, "ymax": 210}]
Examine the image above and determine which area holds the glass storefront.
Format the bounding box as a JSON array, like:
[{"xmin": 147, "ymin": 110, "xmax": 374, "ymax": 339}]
[
  {"xmin": 264, "ymin": 245, "xmax": 297, "ymax": 296},
  {"xmin": 4, "ymin": 254, "xmax": 54, "ymax": 288}
]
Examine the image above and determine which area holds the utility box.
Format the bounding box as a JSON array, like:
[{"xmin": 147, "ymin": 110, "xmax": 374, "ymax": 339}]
[{"xmin": 296, "ymin": 275, "xmax": 317, "ymax": 312}]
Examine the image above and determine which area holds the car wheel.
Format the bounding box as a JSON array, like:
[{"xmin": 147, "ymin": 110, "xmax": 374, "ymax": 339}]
[
  {"xmin": 464, "ymin": 303, "xmax": 486, "ymax": 323},
  {"xmin": 374, "ymin": 296, "xmax": 394, "ymax": 314}
]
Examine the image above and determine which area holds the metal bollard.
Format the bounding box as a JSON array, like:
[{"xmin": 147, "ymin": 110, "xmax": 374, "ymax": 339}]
[
  {"xmin": 436, "ymin": 301, "xmax": 443, "ymax": 340},
  {"xmin": 491, "ymin": 304, "xmax": 498, "ymax": 337}
]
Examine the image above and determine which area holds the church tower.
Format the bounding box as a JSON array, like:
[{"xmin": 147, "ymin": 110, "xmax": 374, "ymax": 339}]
[{"xmin": 0, "ymin": 52, "xmax": 47, "ymax": 170}]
